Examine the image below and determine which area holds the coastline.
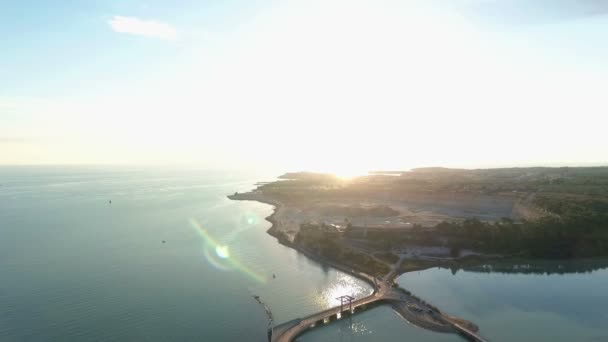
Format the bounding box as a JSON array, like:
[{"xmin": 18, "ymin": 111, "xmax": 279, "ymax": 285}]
[
  {"xmin": 227, "ymin": 192, "xmax": 290, "ymax": 245},
  {"xmin": 228, "ymin": 191, "xmax": 482, "ymax": 340},
  {"xmin": 228, "ymin": 192, "xmax": 377, "ymax": 287}
]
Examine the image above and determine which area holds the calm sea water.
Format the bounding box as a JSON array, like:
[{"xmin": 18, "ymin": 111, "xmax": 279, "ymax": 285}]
[
  {"xmin": 0, "ymin": 166, "xmax": 374, "ymax": 341},
  {"xmin": 298, "ymin": 305, "xmax": 462, "ymax": 342},
  {"xmin": 398, "ymin": 265, "xmax": 608, "ymax": 341},
  {"xmin": 2, "ymin": 166, "xmax": 606, "ymax": 342}
]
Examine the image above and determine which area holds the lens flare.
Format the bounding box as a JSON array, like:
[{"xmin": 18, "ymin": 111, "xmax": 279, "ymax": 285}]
[
  {"xmin": 215, "ymin": 245, "xmax": 230, "ymax": 259},
  {"xmin": 189, "ymin": 218, "xmax": 266, "ymax": 283}
]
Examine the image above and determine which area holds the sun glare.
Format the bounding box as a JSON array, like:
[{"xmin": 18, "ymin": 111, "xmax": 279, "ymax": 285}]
[
  {"xmin": 215, "ymin": 245, "xmax": 230, "ymax": 259},
  {"xmin": 316, "ymin": 274, "xmax": 371, "ymax": 308},
  {"xmin": 334, "ymin": 170, "xmax": 368, "ymax": 180}
]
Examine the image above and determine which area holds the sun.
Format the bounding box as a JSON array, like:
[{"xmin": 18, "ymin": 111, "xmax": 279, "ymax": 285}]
[{"xmin": 332, "ymin": 167, "xmax": 369, "ymax": 180}]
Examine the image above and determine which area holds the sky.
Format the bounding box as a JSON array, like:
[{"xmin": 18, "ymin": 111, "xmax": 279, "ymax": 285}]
[{"xmin": 1, "ymin": 0, "xmax": 607, "ymax": 175}]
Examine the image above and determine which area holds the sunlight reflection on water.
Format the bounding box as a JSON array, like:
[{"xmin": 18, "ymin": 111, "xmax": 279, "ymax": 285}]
[{"xmin": 316, "ymin": 274, "xmax": 371, "ymax": 308}]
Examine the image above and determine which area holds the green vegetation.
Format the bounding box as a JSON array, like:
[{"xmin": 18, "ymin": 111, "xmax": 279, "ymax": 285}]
[
  {"xmin": 263, "ymin": 167, "xmax": 608, "ymax": 260},
  {"xmin": 398, "ymin": 259, "xmax": 443, "ymax": 273},
  {"xmin": 392, "ymin": 166, "xmax": 608, "ymax": 196},
  {"xmin": 265, "ymin": 166, "xmax": 608, "ymax": 196},
  {"xmin": 375, "ymin": 252, "xmax": 400, "ymax": 264},
  {"xmin": 427, "ymin": 194, "xmax": 608, "ymax": 258},
  {"xmin": 345, "ymin": 194, "xmax": 608, "ymax": 259},
  {"xmin": 457, "ymin": 258, "xmax": 608, "ymax": 275},
  {"xmin": 317, "ymin": 205, "xmax": 399, "ymax": 217},
  {"xmin": 294, "ymin": 224, "xmax": 390, "ymax": 276}
]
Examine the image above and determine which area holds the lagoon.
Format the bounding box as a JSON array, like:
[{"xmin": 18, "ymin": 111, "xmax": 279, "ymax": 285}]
[{"xmin": 397, "ymin": 264, "xmax": 608, "ymax": 341}]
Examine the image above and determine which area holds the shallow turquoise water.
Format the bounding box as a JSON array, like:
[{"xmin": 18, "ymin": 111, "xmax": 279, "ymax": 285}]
[
  {"xmin": 398, "ymin": 265, "xmax": 608, "ymax": 342},
  {"xmin": 0, "ymin": 166, "xmax": 374, "ymax": 341}
]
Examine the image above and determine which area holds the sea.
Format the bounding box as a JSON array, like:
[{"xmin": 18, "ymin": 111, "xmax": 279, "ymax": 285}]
[{"xmin": 1, "ymin": 166, "xmax": 606, "ymax": 341}]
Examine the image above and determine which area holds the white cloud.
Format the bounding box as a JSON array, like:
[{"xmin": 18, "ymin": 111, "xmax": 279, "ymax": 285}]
[{"xmin": 108, "ymin": 16, "xmax": 177, "ymax": 40}]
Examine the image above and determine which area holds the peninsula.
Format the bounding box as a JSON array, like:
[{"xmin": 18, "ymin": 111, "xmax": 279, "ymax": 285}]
[{"xmin": 229, "ymin": 166, "xmax": 608, "ymax": 341}]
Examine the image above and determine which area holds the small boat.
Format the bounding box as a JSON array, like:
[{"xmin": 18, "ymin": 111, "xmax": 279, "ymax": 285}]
[{"xmin": 272, "ymin": 273, "xmax": 276, "ymax": 279}]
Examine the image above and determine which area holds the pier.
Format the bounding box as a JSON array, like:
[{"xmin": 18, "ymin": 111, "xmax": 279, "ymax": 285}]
[
  {"xmin": 230, "ymin": 193, "xmax": 488, "ymax": 342},
  {"xmin": 270, "ymin": 282, "xmax": 399, "ymax": 342},
  {"xmin": 269, "ymin": 262, "xmax": 488, "ymax": 342}
]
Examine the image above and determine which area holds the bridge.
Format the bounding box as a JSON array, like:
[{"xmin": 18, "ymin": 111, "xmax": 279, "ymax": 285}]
[
  {"xmin": 270, "ymin": 287, "xmax": 400, "ymax": 342},
  {"xmin": 269, "ymin": 260, "xmax": 488, "ymax": 342},
  {"xmin": 269, "ymin": 255, "xmax": 398, "ymax": 342},
  {"xmin": 270, "ymin": 291, "xmax": 488, "ymax": 342}
]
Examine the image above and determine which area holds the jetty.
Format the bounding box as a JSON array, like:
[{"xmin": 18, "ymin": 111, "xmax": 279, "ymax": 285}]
[
  {"xmin": 270, "ymin": 285, "xmax": 487, "ymax": 342},
  {"xmin": 269, "ymin": 264, "xmax": 488, "ymax": 342},
  {"xmin": 228, "ymin": 192, "xmax": 488, "ymax": 342},
  {"xmin": 270, "ymin": 283, "xmax": 397, "ymax": 342}
]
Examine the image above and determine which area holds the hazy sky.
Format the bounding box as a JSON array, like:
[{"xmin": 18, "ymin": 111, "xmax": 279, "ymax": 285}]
[{"xmin": 1, "ymin": 0, "xmax": 607, "ymax": 174}]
